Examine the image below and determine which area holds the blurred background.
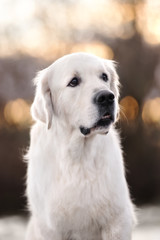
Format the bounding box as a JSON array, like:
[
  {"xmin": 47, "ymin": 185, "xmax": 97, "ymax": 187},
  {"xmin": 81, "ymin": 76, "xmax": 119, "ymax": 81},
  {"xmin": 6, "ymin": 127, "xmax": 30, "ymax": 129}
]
[{"xmin": 0, "ymin": 0, "xmax": 160, "ymax": 239}]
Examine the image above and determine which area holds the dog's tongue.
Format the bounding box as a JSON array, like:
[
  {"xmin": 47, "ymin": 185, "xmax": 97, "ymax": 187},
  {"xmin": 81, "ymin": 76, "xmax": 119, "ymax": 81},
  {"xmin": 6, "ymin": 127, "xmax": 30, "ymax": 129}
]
[
  {"xmin": 101, "ymin": 113, "xmax": 111, "ymax": 120},
  {"xmin": 101, "ymin": 114, "xmax": 111, "ymax": 120}
]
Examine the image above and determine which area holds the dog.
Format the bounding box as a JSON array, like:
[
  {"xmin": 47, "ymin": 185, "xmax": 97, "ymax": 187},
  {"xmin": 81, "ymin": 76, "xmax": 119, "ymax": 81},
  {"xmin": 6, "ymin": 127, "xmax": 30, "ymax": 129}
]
[{"xmin": 25, "ymin": 52, "xmax": 136, "ymax": 240}]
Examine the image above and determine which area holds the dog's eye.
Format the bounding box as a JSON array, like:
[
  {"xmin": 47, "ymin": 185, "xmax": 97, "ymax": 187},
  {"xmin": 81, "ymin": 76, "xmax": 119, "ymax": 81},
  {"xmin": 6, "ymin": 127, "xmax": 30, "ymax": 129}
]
[
  {"xmin": 67, "ymin": 77, "xmax": 80, "ymax": 87},
  {"xmin": 101, "ymin": 73, "xmax": 108, "ymax": 82}
]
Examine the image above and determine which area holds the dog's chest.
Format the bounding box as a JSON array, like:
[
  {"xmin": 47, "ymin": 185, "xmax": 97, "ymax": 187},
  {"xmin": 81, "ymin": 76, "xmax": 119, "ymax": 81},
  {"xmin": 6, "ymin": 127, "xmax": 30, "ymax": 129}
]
[{"xmin": 46, "ymin": 162, "xmax": 110, "ymax": 230}]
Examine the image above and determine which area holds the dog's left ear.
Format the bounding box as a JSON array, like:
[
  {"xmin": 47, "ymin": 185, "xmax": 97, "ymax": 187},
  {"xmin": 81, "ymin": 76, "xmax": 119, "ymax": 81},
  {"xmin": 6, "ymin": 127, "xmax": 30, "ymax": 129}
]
[{"xmin": 31, "ymin": 69, "xmax": 53, "ymax": 129}]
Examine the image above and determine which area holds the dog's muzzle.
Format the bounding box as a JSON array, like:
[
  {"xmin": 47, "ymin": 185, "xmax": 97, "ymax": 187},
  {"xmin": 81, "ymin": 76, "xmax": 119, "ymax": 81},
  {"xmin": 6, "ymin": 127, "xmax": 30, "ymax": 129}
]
[{"xmin": 80, "ymin": 90, "xmax": 115, "ymax": 136}]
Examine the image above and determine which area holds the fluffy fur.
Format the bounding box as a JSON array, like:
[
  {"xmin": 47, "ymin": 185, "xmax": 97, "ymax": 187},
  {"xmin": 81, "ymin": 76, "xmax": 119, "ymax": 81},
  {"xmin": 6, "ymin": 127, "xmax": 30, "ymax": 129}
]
[{"xmin": 25, "ymin": 53, "xmax": 136, "ymax": 240}]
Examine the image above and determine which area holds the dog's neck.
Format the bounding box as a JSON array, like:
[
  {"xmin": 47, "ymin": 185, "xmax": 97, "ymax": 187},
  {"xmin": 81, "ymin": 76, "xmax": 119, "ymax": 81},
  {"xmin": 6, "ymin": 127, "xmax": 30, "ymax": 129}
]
[{"xmin": 47, "ymin": 119, "xmax": 110, "ymax": 163}]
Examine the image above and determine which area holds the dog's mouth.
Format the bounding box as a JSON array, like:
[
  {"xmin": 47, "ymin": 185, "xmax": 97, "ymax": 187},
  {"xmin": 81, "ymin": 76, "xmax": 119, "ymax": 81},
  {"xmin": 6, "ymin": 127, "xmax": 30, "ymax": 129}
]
[{"xmin": 80, "ymin": 112, "xmax": 114, "ymax": 136}]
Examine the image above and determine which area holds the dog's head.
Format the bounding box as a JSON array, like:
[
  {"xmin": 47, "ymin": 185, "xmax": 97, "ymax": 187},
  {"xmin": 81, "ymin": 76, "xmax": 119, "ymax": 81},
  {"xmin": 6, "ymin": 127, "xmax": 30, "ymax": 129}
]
[{"xmin": 31, "ymin": 53, "xmax": 120, "ymax": 136}]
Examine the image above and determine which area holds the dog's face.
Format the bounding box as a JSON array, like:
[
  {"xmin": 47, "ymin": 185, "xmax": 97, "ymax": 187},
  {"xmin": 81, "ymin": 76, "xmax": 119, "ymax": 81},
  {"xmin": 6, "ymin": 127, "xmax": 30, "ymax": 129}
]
[{"xmin": 31, "ymin": 53, "xmax": 120, "ymax": 136}]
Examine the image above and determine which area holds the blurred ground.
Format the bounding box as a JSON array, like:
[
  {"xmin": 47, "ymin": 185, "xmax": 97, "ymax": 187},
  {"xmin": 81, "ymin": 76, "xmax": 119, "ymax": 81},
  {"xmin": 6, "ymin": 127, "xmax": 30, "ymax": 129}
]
[
  {"xmin": 133, "ymin": 205, "xmax": 160, "ymax": 240},
  {"xmin": 0, "ymin": 206, "xmax": 159, "ymax": 240}
]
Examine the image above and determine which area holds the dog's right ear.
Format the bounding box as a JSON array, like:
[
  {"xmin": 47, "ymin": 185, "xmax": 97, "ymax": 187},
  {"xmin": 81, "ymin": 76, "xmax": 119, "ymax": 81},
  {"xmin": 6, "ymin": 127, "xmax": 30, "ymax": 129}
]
[{"xmin": 31, "ymin": 69, "xmax": 53, "ymax": 129}]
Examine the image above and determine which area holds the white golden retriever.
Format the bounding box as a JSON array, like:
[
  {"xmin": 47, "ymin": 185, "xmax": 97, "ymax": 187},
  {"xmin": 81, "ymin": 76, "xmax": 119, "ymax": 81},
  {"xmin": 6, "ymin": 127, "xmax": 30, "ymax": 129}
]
[{"xmin": 25, "ymin": 53, "xmax": 136, "ymax": 240}]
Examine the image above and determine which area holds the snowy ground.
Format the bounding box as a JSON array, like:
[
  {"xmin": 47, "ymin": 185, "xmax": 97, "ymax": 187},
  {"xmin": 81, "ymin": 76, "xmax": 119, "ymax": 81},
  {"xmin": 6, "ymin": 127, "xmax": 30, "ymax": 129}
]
[{"xmin": 0, "ymin": 206, "xmax": 160, "ymax": 240}]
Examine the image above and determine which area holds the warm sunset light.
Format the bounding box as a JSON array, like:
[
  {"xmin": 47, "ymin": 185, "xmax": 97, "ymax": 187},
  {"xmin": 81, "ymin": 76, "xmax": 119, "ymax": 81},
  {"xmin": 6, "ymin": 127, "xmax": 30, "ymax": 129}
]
[
  {"xmin": 0, "ymin": 0, "xmax": 160, "ymax": 58},
  {"xmin": 70, "ymin": 42, "xmax": 114, "ymax": 59},
  {"xmin": 136, "ymin": 1, "xmax": 160, "ymax": 45},
  {"xmin": 120, "ymin": 96, "xmax": 139, "ymax": 122},
  {"xmin": 142, "ymin": 98, "xmax": 160, "ymax": 127},
  {"xmin": 4, "ymin": 99, "xmax": 32, "ymax": 128}
]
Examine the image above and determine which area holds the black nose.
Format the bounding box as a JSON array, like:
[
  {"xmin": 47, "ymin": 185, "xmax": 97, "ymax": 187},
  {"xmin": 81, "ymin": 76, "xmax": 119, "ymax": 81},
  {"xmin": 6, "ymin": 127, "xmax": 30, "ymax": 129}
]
[{"xmin": 94, "ymin": 90, "xmax": 115, "ymax": 106}]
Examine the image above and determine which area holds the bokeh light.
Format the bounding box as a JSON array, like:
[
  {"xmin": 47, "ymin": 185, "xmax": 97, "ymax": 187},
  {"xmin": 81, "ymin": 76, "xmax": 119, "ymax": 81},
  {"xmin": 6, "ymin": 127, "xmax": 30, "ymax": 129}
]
[
  {"xmin": 136, "ymin": 1, "xmax": 160, "ymax": 45},
  {"xmin": 142, "ymin": 98, "xmax": 160, "ymax": 127},
  {"xmin": 70, "ymin": 42, "xmax": 114, "ymax": 59},
  {"xmin": 4, "ymin": 99, "xmax": 32, "ymax": 128},
  {"xmin": 120, "ymin": 96, "xmax": 139, "ymax": 122},
  {"xmin": 2, "ymin": 0, "xmax": 160, "ymax": 58}
]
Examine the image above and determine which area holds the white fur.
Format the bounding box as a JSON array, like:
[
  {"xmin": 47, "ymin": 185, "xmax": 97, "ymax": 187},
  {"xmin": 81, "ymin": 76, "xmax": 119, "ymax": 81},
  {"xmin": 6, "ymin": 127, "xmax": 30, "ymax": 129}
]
[{"xmin": 25, "ymin": 53, "xmax": 136, "ymax": 240}]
